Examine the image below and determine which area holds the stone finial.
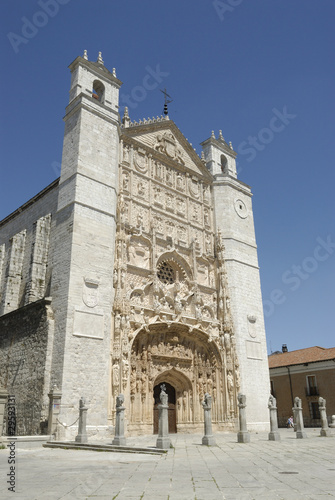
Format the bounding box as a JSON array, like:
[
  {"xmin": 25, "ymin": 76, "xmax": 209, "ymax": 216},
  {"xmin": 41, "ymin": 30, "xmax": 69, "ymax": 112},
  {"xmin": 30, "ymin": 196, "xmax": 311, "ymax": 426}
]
[
  {"xmin": 201, "ymin": 151, "xmax": 205, "ymax": 161},
  {"xmin": 97, "ymin": 52, "xmax": 104, "ymax": 65},
  {"xmin": 229, "ymin": 141, "xmax": 233, "ymax": 149},
  {"xmin": 122, "ymin": 107, "xmax": 130, "ymax": 128},
  {"xmin": 113, "ymin": 68, "xmax": 117, "ymax": 77},
  {"xmin": 83, "ymin": 50, "xmax": 88, "ymax": 60},
  {"xmin": 219, "ymin": 130, "xmax": 224, "ymax": 140},
  {"xmin": 211, "ymin": 130, "xmax": 215, "ymax": 139}
]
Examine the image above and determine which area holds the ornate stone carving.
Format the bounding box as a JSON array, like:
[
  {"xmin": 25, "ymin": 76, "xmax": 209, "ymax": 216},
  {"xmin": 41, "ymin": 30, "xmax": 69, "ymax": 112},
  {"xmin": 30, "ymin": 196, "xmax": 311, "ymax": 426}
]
[
  {"xmin": 134, "ymin": 149, "xmax": 148, "ymax": 173},
  {"xmin": 154, "ymin": 132, "xmax": 185, "ymax": 165}
]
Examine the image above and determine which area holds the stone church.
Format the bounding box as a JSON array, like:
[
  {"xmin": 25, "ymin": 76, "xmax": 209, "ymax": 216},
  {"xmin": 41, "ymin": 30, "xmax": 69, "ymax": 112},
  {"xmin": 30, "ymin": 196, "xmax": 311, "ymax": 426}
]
[{"xmin": 0, "ymin": 52, "xmax": 270, "ymax": 439}]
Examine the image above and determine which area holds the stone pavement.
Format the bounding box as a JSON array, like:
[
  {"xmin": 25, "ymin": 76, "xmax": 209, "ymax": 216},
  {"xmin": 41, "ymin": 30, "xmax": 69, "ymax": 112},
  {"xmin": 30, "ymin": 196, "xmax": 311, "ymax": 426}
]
[{"xmin": 0, "ymin": 428, "xmax": 334, "ymax": 500}]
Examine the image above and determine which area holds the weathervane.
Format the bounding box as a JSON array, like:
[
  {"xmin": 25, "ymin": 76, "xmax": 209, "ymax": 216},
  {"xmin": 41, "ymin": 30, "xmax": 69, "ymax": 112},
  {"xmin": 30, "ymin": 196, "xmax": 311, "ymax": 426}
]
[{"xmin": 160, "ymin": 88, "xmax": 173, "ymax": 116}]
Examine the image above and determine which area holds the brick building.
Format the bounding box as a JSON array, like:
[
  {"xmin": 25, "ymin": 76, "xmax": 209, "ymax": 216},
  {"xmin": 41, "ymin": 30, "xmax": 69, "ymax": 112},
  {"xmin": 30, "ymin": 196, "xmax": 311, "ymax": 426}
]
[
  {"xmin": 0, "ymin": 52, "xmax": 270, "ymax": 439},
  {"xmin": 269, "ymin": 345, "xmax": 335, "ymax": 427}
]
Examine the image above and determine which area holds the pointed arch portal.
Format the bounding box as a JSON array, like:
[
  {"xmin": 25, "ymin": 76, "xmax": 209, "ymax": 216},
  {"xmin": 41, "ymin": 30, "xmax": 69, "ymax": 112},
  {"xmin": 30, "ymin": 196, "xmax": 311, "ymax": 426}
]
[{"xmin": 128, "ymin": 322, "xmax": 237, "ymax": 434}]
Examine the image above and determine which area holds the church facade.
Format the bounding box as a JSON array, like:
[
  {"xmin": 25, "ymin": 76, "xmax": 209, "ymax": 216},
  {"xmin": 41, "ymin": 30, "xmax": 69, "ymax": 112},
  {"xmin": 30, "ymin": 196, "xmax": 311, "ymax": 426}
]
[{"xmin": 0, "ymin": 53, "xmax": 270, "ymax": 439}]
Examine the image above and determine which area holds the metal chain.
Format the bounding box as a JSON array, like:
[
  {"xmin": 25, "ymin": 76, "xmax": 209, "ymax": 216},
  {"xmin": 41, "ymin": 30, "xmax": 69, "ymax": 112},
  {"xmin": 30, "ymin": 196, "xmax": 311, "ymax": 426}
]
[{"xmin": 56, "ymin": 416, "xmax": 79, "ymax": 428}]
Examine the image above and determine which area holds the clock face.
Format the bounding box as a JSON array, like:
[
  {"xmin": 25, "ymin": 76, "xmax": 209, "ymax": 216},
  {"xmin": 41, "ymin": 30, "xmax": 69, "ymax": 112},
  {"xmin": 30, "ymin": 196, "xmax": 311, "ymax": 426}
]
[{"xmin": 234, "ymin": 198, "xmax": 248, "ymax": 219}]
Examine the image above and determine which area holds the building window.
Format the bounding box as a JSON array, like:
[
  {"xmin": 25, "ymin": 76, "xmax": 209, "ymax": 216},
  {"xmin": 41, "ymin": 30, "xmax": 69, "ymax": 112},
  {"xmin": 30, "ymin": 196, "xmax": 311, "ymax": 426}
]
[
  {"xmin": 310, "ymin": 402, "xmax": 320, "ymax": 420},
  {"xmin": 92, "ymin": 80, "xmax": 105, "ymax": 103},
  {"xmin": 220, "ymin": 154, "xmax": 228, "ymax": 174},
  {"xmin": 306, "ymin": 375, "xmax": 318, "ymax": 396}
]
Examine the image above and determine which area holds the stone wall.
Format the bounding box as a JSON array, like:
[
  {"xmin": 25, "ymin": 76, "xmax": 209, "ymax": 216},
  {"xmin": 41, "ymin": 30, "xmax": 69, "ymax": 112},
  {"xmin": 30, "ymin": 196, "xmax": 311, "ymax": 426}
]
[
  {"xmin": 0, "ymin": 180, "xmax": 59, "ymax": 316},
  {"xmin": 0, "ymin": 298, "xmax": 54, "ymax": 435}
]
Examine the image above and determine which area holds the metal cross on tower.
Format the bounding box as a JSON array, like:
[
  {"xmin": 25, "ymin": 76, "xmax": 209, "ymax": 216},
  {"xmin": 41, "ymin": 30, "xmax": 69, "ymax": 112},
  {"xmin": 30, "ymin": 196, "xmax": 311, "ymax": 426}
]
[{"xmin": 160, "ymin": 88, "xmax": 173, "ymax": 116}]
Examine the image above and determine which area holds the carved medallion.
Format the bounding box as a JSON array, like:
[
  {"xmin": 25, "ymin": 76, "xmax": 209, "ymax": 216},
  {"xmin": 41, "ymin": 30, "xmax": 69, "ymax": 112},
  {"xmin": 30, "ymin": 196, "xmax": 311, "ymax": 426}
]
[{"xmin": 83, "ymin": 278, "xmax": 99, "ymax": 308}]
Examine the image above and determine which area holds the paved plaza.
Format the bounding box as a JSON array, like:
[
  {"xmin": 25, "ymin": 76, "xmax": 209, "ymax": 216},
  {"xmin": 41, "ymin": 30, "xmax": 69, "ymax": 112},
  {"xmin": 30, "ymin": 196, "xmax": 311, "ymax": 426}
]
[{"xmin": 0, "ymin": 428, "xmax": 334, "ymax": 500}]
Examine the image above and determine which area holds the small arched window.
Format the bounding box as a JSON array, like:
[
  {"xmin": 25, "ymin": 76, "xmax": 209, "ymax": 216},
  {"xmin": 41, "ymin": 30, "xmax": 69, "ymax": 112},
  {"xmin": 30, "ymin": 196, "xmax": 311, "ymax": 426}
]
[
  {"xmin": 92, "ymin": 80, "xmax": 105, "ymax": 103},
  {"xmin": 221, "ymin": 154, "xmax": 228, "ymax": 174}
]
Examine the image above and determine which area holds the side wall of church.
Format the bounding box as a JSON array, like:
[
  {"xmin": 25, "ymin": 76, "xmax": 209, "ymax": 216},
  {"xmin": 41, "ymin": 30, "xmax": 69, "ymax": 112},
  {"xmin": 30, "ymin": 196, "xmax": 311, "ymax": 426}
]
[
  {"xmin": 0, "ymin": 298, "xmax": 54, "ymax": 435},
  {"xmin": 0, "ymin": 181, "xmax": 59, "ymax": 316}
]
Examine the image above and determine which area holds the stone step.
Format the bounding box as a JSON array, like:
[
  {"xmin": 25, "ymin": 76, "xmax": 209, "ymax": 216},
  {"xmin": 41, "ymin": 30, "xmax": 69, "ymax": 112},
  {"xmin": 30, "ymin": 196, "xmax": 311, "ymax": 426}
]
[{"xmin": 43, "ymin": 441, "xmax": 167, "ymax": 455}]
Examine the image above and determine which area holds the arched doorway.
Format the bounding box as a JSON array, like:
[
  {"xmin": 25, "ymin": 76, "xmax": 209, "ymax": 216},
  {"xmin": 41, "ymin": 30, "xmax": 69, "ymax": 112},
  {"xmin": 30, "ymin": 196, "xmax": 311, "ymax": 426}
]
[{"xmin": 153, "ymin": 382, "xmax": 177, "ymax": 434}]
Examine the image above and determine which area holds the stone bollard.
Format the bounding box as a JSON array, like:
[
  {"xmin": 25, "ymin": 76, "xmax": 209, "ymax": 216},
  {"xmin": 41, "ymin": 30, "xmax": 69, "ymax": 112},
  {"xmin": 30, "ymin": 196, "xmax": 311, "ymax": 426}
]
[
  {"xmin": 329, "ymin": 415, "xmax": 335, "ymax": 429},
  {"xmin": 156, "ymin": 384, "xmax": 171, "ymax": 450},
  {"xmin": 112, "ymin": 394, "xmax": 126, "ymax": 445},
  {"xmin": 202, "ymin": 393, "xmax": 216, "ymax": 446},
  {"xmin": 237, "ymin": 393, "xmax": 250, "ymax": 443},
  {"xmin": 268, "ymin": 395, "xmax": 281, "ymax": 441},
  {"xmin": 318, "ymin": 397, "xmax": 331, "ymax": 437},
  {"xmin": 0, "ymin": 388, "xmax": 8, "ymax": 440},
  {"xmin": 75, "ymin": 397, "xmax": 88, "ymax": 444},
  {"xmin": 47, "ymin": 385, "xmax": 62, "ymax": 437},
  {"xmin": 293, "ymin": 397, "xmax": 307, "ymax": 439}
]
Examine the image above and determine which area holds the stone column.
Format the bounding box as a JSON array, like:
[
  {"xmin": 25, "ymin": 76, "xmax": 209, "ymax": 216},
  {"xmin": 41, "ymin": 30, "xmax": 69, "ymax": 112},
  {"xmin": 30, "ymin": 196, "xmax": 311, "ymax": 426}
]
[
  {"xmin": 0, "ymin": 388, "xmax": 8, "ymax": 440},
  {"xmin": 293, "ymin": 397, "xmax": 307, "ymax": 439},
  {"xmin": 237, "ymin": 393, "xmax": 250, "ymax": 443},
  {"xmin": 202, "ymin": 393, "xmax": 216, "ymax": 446},
  {"xmin": 75, "ymin": 397, "xmax": 88, "ymax": 444},
  {"xmin": 112, "ymin": 394, "xmax": 126, "ymax": 445},
  {"xmin": 319, "ymin": 397, "xmax": 331, "ymax": 437},
  {"xmin": 47, "ymin": 385, "xmax": 62, "ymax": 437},
  {"xmin": 268, "ymin": 395, "xmax": 280, "ymax": 441},
  {"xmin": 329, "ymin": 415, "xmax": 335, "ymax": 428},
  {"xmin": 156, "ymin": 384, "xmax": 171, "ymax": 450}
]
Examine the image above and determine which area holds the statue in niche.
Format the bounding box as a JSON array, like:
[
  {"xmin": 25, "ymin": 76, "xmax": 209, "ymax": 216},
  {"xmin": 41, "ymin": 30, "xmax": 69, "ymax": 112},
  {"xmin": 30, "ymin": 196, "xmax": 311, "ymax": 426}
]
[
  {"xmin": 115, "ymin": 313, "xmax": 121, "ymax": 334},
  {"xmin": 227, "ymin": 371, "xmax": 234, "ymax": 395},
  {"xmin": 123, "ymin": 172, "xmax": 129, "ymax": 191},
  {"xmin": 130, "ymin": 368, "xmax": 136, "ymax": 394},
  {"xmin": 123, "ymin": 145, "xmax": 129, "ymax": 162},
  {"xmin": 137, "ymin": 181, "xmax": 145, "ymax": 196},
  {"xmin": 204, "ymin": 208, "xmax": 210, "ymax": 226},
  {"xmin": 155, "ymin": 161, "xmax": 162, "ymax": 178},
  {"xmin": 203, "ymin": 185, "xmax": 209, "ymax": 203},
  {"xmin": 166, "ymin": 168, "xmax": 172, "ymax": 184},
  {"xmin": 113, "ymin": 363, "xmax": 120, "ymax": 387},
  {"xmin": 176, "ymin": 172, "xmax": 183, "ymax": 189},
  {"xmin": 154, "ymin": 186, "xmax": 161, "ymax": 202}
]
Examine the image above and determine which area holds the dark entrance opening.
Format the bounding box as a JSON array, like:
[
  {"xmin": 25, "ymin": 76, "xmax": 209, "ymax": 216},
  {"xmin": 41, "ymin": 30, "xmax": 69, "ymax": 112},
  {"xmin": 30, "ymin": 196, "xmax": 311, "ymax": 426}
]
[{"xmin": 153, "ymin": 382, "xmax": 177, "ymax": 434}]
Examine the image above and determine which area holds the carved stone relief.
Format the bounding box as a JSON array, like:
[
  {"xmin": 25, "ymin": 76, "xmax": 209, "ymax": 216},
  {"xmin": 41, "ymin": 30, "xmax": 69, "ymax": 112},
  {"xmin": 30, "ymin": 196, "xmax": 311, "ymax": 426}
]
[
  {"xmin": 133, "ymin": 149, "xmax": 148, "ymax": 173},
  {"xmin": 154, "ymin": 132, "xmax": 185, "ymax": 165}
]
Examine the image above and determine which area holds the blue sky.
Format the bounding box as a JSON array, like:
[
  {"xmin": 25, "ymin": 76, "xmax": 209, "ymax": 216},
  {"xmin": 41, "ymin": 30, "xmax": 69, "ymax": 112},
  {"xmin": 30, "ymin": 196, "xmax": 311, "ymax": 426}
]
[{"xmin": 1, "ymin": 0, "xmax": 334, "ymax": 353}]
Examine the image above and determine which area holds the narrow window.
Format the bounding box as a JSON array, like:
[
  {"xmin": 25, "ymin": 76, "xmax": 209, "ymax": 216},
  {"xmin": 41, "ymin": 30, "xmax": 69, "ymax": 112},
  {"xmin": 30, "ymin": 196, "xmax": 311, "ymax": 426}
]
[
  {"xmin": 221, "ymin": 154, "xmax": 228, "ymax": 174},
  {"xmin": 92, "ymin": 80, "xmax": 105, "ymax": 103},
  {"xmin": 307, "ymin": 375, "xmax": 318, "ymax": 396}
]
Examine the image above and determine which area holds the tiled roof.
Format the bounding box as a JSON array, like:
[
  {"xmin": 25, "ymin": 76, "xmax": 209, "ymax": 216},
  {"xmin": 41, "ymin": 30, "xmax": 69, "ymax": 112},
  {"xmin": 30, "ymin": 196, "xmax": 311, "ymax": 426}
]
[{"xmin": 268, "ymin": 346, "xmax": 335, "ymax": 368}]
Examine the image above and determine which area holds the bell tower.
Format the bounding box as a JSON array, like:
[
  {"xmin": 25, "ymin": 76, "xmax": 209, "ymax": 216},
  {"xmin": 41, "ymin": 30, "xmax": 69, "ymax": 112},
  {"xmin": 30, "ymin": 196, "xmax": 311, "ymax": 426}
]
[
  {"xmin": 202, "ymin": 131, "xmax": 270, "ymax": 432},
  {"xmin": 50, "ymin": 51, "xmax": 122, "ymax": 439}
]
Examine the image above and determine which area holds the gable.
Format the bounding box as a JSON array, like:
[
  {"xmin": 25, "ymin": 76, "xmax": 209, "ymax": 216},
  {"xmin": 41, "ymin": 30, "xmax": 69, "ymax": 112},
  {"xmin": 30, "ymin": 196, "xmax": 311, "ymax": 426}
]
[{"xmin": 121, "ymin": 120, "xmax": 212, "ymax": 181}]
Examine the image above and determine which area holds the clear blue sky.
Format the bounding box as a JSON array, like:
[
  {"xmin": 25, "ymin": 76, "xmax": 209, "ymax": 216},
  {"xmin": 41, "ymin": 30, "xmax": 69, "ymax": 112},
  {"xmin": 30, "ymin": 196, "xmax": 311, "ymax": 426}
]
[{"xmin": 1, "ymin": 0, "xmax": 334, "ymax": 353}]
